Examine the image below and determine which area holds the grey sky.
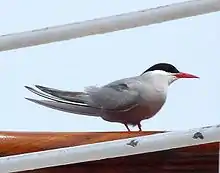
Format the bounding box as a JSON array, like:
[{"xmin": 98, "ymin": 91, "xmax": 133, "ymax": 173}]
[{"xmin": 0, "ymin": 0, "xmax": 219, "ymax": 132}]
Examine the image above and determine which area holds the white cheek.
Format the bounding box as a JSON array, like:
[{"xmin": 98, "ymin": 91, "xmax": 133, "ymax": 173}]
[{"xmin": 168, "ymin": 76, "xmax": 178, "ymax": 85}]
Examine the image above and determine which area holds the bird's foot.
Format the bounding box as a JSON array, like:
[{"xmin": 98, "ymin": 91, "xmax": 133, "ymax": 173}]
[
  {"xmin": 124, "ymin": 123, "xmax": 142, "ymax": 132},
  {"xmin": 137, "ymin": 123, "xmax": 142, "ymax": 131},
  {"xmin": 124, "ymin": 124, "xmax": 131, "ymax": 132}
]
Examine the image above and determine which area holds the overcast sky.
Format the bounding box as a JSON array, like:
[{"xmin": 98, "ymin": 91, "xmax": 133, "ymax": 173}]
[{"xmin": 0, "ymin": 0, "xmax": 219, "ymax": 132}]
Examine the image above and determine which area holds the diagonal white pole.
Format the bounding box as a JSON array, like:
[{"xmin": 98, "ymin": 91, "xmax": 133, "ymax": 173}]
[
  {"xmin": 0, "ymin": 0, "xmax": 220, "ymax": 52},
  {"xmin": 0, "ymin": 124, "xmax": 219, "ymax": 172}
]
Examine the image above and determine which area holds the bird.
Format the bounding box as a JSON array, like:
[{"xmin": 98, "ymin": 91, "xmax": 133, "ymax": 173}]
[{"xmin": 25, "ymin": 63, "xmax": 199, "ymax": 131}]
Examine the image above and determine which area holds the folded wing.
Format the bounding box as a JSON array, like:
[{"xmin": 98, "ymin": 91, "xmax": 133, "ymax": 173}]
[{"xmin": 25, "ymin": 78, "xmax": 140, "ymax": 115}]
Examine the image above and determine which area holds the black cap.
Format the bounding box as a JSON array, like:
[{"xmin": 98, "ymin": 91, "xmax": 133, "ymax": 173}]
[{"xmin": 141, "ymin": 63, "xmax": 180, "ymax": 75}]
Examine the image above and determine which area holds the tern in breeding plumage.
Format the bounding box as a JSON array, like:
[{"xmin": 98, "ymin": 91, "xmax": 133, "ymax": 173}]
[{"xmin": 25, "ymin": 63, "xmax": 199, "ymax": 131}]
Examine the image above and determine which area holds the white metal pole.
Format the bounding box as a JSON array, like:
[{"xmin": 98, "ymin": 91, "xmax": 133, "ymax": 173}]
[
  {"xmin": 0, "ymin": 124, "xmax": 219, "ymax": 172},
  {"xmin": 0, "ymin": 0, "xmax": 219, "ymax": 52}
]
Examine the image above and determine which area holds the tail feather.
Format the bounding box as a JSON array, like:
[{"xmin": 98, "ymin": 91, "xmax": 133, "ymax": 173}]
[
  {"xmin": 25, "ymin": 86, "xmax": 76, "ymax": 105},
  {"xmin": 25, "ymin": 98, "xmax": 101, "ymax": 117},
  {"xmin": 35, "ymin": 85, "xmax": 84, "ymax": 96},
  {"xmin": 35, "ymin": 85, "xmax": 90, "ymax": 103},
  {"xmin": 25, "ymin": 85, "xmax": 94, "ymax": 105}
]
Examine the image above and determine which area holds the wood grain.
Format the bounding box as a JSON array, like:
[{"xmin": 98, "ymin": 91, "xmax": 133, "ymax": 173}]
[
  {"xmin": 0, "ymin": 131, "xmax": 163, "ymax": 156},
  {"xmin": 22, "ymin": 142, "xmax": 219, "ymax": 173}
]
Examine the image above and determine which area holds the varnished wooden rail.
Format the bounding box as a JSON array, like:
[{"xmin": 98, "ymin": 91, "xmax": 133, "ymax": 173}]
[{"xmin": 0, "ymin": 131, "xmax": 162, "ymax": 156}]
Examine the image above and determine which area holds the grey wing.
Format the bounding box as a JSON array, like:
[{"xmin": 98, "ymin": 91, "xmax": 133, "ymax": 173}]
[
  {"xmin": 25, "ymin": 77, "xmax": 141, "ymax": 114},
  {"xmin": 25, "ymin": 86, "xmax": 102, "ymax": 117},
  {"xmin": 85, "ymin": 78, "xmax": 140, "ymax": 111}
]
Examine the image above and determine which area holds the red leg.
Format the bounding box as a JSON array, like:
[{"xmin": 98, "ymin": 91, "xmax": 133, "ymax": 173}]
[
  {"xmin": 137, "ymin": 123, "xmax": 142, "ymax": 131},
  {"xmin": 124, "ymin": 124, "xmax": 131, "ymax": 131}
]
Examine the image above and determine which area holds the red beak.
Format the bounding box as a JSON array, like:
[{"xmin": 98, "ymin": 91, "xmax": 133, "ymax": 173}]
[{"xmin": 174, "ymin": 72, "xmax": 199, "ymax": 79}]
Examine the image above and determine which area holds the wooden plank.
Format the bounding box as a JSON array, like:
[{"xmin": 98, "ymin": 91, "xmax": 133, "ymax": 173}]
[
  {"xmin": 0, "ymin": 131, "xmax": 163, "ymax": 156},
  {"xmin": 21, "ymin": 142, "xmax": 219, "ymax": 173}
]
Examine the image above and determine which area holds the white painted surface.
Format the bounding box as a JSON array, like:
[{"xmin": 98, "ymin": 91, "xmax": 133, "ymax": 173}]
[
  {"xmin": 0, "ymin": 124, "xmax": 219, "ymax": 172},
  {"xmin": 0, "ymin": 0, "xmax": 219, "ymax": 52}
]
